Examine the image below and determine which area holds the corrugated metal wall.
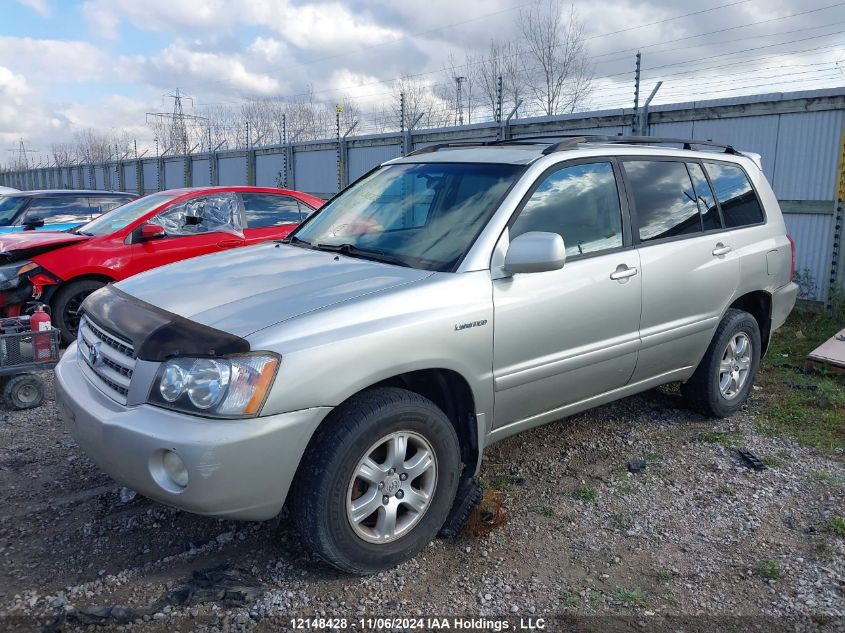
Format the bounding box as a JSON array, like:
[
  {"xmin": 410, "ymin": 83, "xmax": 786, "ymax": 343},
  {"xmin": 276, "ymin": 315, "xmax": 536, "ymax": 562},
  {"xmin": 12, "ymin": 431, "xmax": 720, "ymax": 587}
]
[
  {"xmin": 191, "ymin": 158, "xmax": 211, "ymax": 187},
  {"xmin": 163, "ymin": 159, "xmax": 183, "ymax": 189},
  {"xmin": 784, "ymin": 213, "xmax": 834, "ymax": 300},
  {"xmin": 295, "ymin": 149, "xmax": 338, "ymax": 196},
  {"xmin": 348, "ymin": 144, "xmax": 401, "ymax": 182},
  {"xmin": 218, "ymin": 155, "xmax": 246, "ymax": 185},
  {"xmin": 255, "ymin": 153, "xmax": 285, "ymax": 187}
]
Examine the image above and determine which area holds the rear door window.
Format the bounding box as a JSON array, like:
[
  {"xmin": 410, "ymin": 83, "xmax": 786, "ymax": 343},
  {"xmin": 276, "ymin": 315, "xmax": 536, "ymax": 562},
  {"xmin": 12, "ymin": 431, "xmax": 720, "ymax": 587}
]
[
  {"xmin": 20, "ymin": 197, "xmax": 92, "ymax": 225},
  {"xmin": 703, "ymin": 162, "xmax": 765, "ymax": 228},
  {"xmin": 510, "ymin": 161, "xmax": 624, "ymax": 257},
  {"xmin": 623, "ymin": 160, "xmax": 702, "ymax": 243},
  {"xmin": 89, "ymin": 196, "xmax": 132, "ymax": 215},
  {"xmin": 241, "ymin": 193, "xmax": 303, "ymax": 228}
]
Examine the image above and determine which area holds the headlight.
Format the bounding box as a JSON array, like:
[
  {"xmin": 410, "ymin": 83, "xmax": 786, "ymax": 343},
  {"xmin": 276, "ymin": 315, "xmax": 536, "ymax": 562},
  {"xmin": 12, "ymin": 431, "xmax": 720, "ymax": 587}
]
[
  {"xmin": 148, "ymin": 352, "xmax": 280, "ymax": 418},
  {"xmin": 0, "ymin": 260, "xmax": 38, "ymax": 291}
]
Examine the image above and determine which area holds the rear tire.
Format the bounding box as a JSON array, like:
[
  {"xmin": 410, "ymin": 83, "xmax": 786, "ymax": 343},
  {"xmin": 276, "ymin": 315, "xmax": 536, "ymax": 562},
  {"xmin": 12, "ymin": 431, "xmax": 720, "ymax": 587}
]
[
  {"xmin": 681, "ymin": 308, "xmax": 761, "ymax": 418},
  {"xmin": 290, "ymin": 387, "xmax": 461, "ymax": 574},
  {"xmin": 4, "ymin": 373, "xmax": 45, "ymax": 410},
  {"xmin": 51, "ymin": 280, "xmax": 105, "ymax": 344}
]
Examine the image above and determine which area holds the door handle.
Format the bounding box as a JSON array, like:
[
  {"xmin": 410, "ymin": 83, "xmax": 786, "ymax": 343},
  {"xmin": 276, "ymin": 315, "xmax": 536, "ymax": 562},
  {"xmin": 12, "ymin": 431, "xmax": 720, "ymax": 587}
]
[
  {"xmin": 609, "ymin": 265, "xmax": 638, "ymax": 281},
  {"xmin": 217, "ymin": 239, "xmax": 242, "ymax": 249},
  {"xmin": 712, "ymin": 243, "xmax": 732, "ymax": 256}
]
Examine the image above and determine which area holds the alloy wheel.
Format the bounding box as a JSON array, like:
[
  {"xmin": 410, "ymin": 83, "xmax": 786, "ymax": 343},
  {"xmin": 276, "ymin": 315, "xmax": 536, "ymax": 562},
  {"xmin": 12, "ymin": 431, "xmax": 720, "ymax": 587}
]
[
  {"xmin": 719, "ymin": 332, "xmax": 752, "ymax": 399},
  {"xmin": 346, "ymin": 431, "xmax": 437, "ymax": 544}
]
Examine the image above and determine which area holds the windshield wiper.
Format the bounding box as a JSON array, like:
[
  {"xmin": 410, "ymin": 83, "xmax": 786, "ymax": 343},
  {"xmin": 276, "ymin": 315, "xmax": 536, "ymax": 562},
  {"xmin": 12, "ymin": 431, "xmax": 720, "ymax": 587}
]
[
  {"xmin": 314, "ymin": 243, "xmax": 409, "ymax": 267},
  {"xmin": 282, "ymin": 235, "xmax": 314, "ymax": 248}
]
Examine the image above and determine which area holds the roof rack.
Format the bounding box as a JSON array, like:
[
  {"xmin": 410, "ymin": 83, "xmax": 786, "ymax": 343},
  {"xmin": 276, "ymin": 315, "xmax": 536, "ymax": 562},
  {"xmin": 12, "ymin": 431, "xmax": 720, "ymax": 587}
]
[
  {"xmin": 406, "ymin": 140, "xmax": 493, "ymax": 156},
  {"xmin": 530, "ymin": 134, "xmax": 739, "ymax": 155},
  {"xmin": 403, "ymin": 134, "xmax": 740, "ymax": 158}
]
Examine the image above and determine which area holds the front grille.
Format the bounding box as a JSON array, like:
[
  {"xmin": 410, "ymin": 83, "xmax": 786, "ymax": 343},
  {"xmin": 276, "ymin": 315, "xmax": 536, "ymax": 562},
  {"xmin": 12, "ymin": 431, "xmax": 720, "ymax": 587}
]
[{"xmin": 77, "ymin": 315, "xmax": 136, "ymax": 404}]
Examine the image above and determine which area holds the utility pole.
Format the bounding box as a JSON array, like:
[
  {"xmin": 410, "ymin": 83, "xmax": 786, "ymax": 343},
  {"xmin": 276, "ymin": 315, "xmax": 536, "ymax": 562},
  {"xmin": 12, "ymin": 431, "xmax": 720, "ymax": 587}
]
[
  {"xmin": 454, "ymin": 76, "xmax": 467, "ymax": 126},
  {"xmin": 632, "ymin": 52, "xmax": 642, "ymax": 135}
]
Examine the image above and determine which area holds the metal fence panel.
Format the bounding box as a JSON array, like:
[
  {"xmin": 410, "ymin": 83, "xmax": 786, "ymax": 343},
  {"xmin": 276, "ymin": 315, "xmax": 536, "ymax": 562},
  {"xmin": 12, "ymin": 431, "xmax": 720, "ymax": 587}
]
[
  {"xmin": 191, "ymin": 158, "xmax": 211, "ymax": 187},
  {"xmin": 164, "ymin": 159, "xmax": 184, "ymax": 189},
  {"xmin": 348, "ymin": 145, "xmax": 401, "ymax": 182},
  {"xmin": 122, "ymin": 164, "xmax": 136, "ymax": 191},
  {"xmin": 72, "ymin": 168, "xmax": 82, "ymax": 189},
  {"xmin": 783, "ymin": 212, "xmax": 834, "ymax": 302},
  {"xmin": 772, "ymin": 110, "xmax": 845, "ymax": 201},
  {"xmin": 218, "ymin": 155, "xmax": 246, "ymax": 185},
  {"xmin": 255, "ymin": 152, "xmax": 285, "ymax": 187},
  {"xmin": 94, "ymin": 166, "xmax": 105, "ymax": 189},
  {"xmin": 691, "ymin": 116, "xmax": 781, "ymax": 177},
  {"xmin": 142, "ymin": 160, "xmax": 158, "ymax": 192},
  {"xmin": 648, "ymin": 121, "xmax": 695, "ymax": 138},
  {"xmin": 294, "ymin": 149, "xmax": 337, "ymax": 197}
]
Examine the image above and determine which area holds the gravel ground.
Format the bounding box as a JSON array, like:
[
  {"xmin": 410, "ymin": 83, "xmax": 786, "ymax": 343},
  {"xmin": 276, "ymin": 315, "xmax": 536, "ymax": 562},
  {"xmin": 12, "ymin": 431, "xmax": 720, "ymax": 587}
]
[{"xmin": 1, "ymin": 372, "xmax": 844, "ymax": 632}]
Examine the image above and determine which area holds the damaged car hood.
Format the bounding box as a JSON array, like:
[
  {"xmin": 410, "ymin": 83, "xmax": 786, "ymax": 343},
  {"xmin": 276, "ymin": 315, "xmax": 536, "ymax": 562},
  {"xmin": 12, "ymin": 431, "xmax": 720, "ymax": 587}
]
[
  {"xmin": 0, "ymin": 231, "xmax": 89, "ymax": 262},
  {"xmin": 115, "ymin": 242, "xmax": 434, "ymax": 337}
]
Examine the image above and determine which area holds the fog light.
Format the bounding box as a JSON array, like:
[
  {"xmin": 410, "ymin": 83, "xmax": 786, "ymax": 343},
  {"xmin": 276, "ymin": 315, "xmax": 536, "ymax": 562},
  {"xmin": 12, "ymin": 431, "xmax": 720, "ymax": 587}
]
[{"xmin": 162, "ymin": 450, "xmax": 189, "ymax": 488}]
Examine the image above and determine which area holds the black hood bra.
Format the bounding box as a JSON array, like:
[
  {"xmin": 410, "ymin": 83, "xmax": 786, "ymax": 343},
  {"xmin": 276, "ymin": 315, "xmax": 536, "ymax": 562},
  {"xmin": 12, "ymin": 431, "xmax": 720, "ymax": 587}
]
[{"xmin": 81, "ymin": 285, "xmax": 250, "ymax": 362}]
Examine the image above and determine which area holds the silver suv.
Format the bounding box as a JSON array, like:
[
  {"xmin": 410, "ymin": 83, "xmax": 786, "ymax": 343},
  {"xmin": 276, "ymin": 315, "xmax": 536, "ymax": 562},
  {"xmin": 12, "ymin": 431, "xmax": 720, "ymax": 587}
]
[{"xmin": 55, "ymin": 136, "xmax": 798, "ymax": 573}]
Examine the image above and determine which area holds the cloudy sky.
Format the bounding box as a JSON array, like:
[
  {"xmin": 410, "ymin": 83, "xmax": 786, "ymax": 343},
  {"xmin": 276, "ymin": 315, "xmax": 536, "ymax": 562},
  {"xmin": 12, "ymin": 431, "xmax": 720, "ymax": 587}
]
[{"xmin": 1, "ymin": 0, "xmax": 844, "ymax": 163}]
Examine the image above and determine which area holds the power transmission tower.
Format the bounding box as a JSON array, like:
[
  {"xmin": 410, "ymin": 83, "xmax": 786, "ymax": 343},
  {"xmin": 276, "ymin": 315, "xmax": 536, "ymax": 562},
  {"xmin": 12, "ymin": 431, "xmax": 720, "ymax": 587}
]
[
  {"xmin": 146, "ymin": 89, "xmax": 208, "ymax": 156},
  {"xmin": 6, "ymin": 138, "xmax": 37, "ymax": 170}
]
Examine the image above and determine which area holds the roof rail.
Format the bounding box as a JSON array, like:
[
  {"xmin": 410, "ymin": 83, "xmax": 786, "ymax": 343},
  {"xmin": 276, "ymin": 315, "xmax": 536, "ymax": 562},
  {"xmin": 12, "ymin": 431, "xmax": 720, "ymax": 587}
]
[
  {"xmin": 534, "ymin": 134, "xmax": 739, "ymax": 156},
  {"xmin": 405, "ymin": 140, "xmax": 493, "ymax": 156},
  {"xmin": 403, "ymin": 134, "xmax": 740, "ymax": 157}
]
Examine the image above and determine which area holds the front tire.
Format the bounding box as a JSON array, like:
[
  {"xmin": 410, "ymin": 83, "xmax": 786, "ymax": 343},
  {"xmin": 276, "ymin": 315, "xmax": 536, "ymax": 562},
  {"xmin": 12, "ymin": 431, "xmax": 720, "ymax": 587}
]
[
  {"xmin": 682, "ymin": 308, "xmax": 761, "ymax": 418},
  {"xmin": 290, "ymin": 387, "xmax": 461, "ymax": 574},
  {"xmin": 51, "ymin": 280, "xmax": 105, "ymax": 344}
]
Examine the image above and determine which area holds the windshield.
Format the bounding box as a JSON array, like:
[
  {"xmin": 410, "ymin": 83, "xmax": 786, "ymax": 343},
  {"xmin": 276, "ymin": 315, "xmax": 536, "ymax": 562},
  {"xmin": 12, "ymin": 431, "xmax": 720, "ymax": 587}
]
[
  {"xmin": 75, "ymin": 193, "xmax": 178, "ymax": 236},
  {"xmin": 291, "ymin": 162, "xmax": 522, "ymax": 271},
  {"xmin": 0, "ymin": 197, "xmax": 27, "ymax": 226}
]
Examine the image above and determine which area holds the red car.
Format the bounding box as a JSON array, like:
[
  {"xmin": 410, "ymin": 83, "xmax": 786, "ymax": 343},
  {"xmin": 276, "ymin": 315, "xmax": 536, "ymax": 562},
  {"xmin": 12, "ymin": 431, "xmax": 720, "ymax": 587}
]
[{"xmin": 0, "ymin": 186, "xmax": 323, "ymax": 342}]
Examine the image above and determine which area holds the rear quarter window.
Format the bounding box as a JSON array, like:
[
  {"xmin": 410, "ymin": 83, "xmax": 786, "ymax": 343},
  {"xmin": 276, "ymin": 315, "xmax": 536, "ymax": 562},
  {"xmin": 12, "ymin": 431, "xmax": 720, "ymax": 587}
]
[{"xmin": 703, "ymin": 162, "xmax": 764, "ymax": 228}]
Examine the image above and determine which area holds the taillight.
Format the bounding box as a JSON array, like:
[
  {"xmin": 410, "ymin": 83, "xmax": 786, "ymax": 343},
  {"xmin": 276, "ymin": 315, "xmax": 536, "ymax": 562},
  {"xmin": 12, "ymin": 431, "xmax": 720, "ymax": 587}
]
[{"xmin": 786, "ymin": 235, "xmax": 796, "ymax": 281}]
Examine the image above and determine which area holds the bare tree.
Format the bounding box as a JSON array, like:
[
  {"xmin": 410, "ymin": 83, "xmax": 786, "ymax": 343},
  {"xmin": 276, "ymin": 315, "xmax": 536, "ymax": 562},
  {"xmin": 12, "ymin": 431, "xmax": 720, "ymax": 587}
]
[
  {"xmin": 478, "ymin": 40, "xmax": 526, "ymax": 119},
  {"xmin": 519, "ymin": 0, "xmax": 593, "ymax": 116},
  {"xmin": 72, "ymin": 128, "xmax": 112, "ymax": 163},
  {"xmin": 393, "ymin": 75, "xmax": 441, "ymax": 130},
  {"xmin": 50, "ymin": 142, "xmax": 77, "ymax": 166}
]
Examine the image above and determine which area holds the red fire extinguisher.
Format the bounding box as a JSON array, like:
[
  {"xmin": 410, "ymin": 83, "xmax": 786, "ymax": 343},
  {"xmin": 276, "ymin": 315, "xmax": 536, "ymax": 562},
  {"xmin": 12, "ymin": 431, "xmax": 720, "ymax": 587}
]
[{"xmin": 31, "ymin": 305, "xmax": 52, "ymax": 362}]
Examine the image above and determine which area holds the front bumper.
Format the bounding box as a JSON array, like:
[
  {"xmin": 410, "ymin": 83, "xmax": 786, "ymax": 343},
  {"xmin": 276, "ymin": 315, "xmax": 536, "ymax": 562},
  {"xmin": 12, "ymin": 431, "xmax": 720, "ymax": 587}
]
[{"xmin": 55, "ymin": 342, "xmax": 331, "ymax": 520}]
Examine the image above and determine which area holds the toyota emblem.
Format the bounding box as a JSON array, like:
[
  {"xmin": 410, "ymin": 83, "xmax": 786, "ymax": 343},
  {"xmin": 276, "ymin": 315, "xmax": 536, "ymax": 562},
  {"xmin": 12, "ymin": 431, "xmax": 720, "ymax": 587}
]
[{"xmin": 88, "ymin": 342, "xmax": 102, "ymax": 367}]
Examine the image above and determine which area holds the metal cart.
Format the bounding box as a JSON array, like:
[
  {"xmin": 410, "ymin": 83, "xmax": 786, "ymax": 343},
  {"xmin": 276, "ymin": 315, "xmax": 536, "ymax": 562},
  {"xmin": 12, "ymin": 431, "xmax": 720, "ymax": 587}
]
[{"xmin": 0, "ymin": 316, "xmax": 61, "ymax": 410}]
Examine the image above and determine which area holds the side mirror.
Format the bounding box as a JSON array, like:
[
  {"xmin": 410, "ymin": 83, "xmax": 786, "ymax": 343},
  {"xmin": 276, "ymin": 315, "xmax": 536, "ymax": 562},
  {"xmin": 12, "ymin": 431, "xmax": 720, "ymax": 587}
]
[
  {"xmin": 503, "ymin": 231, "xmax": 566, "ymax": 274},
  {"xmin": 139, "ymin": 223, "xmax": 166, "ymax": 241},
  {"xmin": 21, "ymin": 214, "xmax": 45, "ymax": 230}
]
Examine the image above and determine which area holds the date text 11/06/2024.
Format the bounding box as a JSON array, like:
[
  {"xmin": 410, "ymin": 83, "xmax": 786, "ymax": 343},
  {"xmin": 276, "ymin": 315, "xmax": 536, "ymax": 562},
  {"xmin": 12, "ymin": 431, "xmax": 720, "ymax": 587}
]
[{"xmin": 289, "ymin": 617, "xmax": 547, "ymax": 630}]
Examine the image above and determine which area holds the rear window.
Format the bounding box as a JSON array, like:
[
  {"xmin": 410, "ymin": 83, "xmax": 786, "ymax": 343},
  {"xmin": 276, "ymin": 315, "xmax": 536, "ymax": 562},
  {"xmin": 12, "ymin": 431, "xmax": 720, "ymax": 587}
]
[
  {"xmin": 623, "ymin": 160, "xmax": 702, "ymax": 243},
  {"xmin": 703, "ymin": 162, "xmax": 764, "ymax": 228}
]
